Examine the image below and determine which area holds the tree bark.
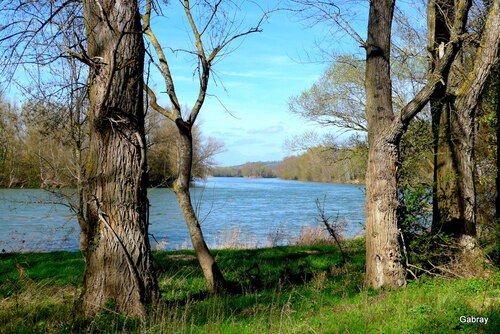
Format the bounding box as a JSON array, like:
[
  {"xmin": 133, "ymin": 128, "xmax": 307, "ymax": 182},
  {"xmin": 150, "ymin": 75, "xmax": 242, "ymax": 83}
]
[
  {"xmin": 67, "ymin": 57, "xmax": 89, "ymax": 251},
  {"xmin": 173, "ymin": 119, "xmax": 227, "ymax": 293},
  {"xmin": 81, "ymin": 0, "xmax": 159, "ymax": 318},
  {"xmin": 364, "ymin": 0, "xmax": 406, "ymax": 289}
]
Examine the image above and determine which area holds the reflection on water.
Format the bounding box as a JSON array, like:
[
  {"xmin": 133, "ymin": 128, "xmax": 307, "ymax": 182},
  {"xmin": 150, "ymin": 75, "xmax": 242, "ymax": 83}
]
[{"xmin": 0, "ymin": 177, "xmax": 365, "ymax": 252}]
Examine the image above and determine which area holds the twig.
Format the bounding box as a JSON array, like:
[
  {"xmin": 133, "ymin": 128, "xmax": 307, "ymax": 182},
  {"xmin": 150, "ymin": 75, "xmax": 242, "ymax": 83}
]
[
  {"xmin": 406, "ymin": 263, "xmax": 440, "ymax": 277},
  {"xmin": 399, "ymin": 229, "xmax": 418, "ymax": 280},
  {"xmin": 428, "ymin": 260, "xmax": 465, "ymax": 279}
]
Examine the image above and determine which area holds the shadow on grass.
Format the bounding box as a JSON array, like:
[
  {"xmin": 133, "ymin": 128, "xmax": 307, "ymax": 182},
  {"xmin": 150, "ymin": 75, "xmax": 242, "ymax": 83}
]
[{"xmin": 152, "ymin": 241, "xmax": 365, "ymax": 307}]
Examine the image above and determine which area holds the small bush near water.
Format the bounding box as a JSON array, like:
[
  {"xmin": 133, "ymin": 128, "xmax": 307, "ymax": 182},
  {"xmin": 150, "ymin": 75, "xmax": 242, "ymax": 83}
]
[{"xmin": 1, "ymin": 239, "xmax": 498, "ymax": 333}]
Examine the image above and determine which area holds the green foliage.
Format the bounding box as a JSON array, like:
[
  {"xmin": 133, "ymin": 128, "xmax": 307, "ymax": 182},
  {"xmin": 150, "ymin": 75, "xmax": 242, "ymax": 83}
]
[
  {"xmin": 399, "ymin": 185, "xmax": 433, "ymax": 235},
  {"xmin": 398, "ymin": 185, "xmax": 459, "ymax": 271},
  {"xmin": 288, "ymin": 54, "xmax": 367, "ymax": 131},
  {"xmin": 399, "ymin": 116, "xmax": 434, "ymax": 187}
]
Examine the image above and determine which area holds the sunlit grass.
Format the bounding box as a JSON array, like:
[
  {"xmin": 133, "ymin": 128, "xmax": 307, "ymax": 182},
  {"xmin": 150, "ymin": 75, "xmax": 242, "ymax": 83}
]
[{"xmin": 0, "ymin": 239, "xmax": 498, "ymax": 333}]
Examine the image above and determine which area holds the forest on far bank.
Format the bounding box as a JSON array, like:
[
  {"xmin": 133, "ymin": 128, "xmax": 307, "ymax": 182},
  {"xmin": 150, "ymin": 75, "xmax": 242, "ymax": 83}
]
[{"xmin": 0, "ymin": 96, "xmax": 224, "ymax": 188}]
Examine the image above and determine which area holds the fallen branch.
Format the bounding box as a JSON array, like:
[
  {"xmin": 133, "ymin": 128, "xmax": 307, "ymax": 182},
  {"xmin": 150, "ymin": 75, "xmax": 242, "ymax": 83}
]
[{"xmin": 428, "ymin": 260, "xmax": 465, "ymax": 279}]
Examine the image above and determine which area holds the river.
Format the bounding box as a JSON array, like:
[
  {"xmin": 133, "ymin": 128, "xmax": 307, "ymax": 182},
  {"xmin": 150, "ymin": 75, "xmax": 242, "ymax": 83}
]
[{"xmin": 0, "ymin": 177, "xmax": 365, "ymax": 252}]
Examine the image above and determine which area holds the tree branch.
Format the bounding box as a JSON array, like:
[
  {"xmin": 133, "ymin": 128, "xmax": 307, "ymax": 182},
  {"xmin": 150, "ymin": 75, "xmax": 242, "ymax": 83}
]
[
  {"xmin": 143, "ymin": 0, "xmax": 181, "ymax": 117},
  {"xmin": 386, "ymin": 0, "xmax": 472, "ymax": 143},
  {"xmin": 143, "ymin": 83, "xmax": 175, "ymax": 120}
]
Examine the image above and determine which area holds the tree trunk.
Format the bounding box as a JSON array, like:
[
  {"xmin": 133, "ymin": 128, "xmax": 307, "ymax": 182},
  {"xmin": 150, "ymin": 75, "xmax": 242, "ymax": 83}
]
[
  {"xmin": 364, "ymin": 0, "xmax": 406, "ymax": 289},
  {"xmin": 427, "ymin": 0, "xmax": 455, "ymax": 231},
  {"xmin": 68, "ymin": 57, "xmax": 89, "ymax": 251},
  {"xmin": 497, "ymin": 71, "xmax": 500, "ymax": 224},
  {"xmin": 81, "ymin": 0, "xmax": 159, "ymax": 318},
  {"xmin": 431, "ymin": 0, "xmax": 500, "ymax": 251},
  {"xmin": 429, "ymin": 0, "xmax": 476, "ymax": 239},
  {"xmin": 174, "ymin": 120, "xmax": 227, "ymax": 293},
  {"xmin": 433, "ymin": 96, "xmax": 477, "ymax": 247}
]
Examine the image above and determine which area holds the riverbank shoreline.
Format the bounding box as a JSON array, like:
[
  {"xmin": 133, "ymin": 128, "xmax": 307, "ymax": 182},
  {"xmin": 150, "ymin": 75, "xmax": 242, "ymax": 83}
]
[{"xmin": 205, "ymin": 176, "xmax": 366, "ymax": 186}]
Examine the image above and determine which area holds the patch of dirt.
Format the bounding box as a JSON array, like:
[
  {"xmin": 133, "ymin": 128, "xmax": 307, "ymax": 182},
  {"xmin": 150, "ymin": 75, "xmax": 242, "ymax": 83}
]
[
  {"xmin": 167, "ymin": 254, "xmax": 196, "ymax": 261},
  {"xmin": 301, "ymin": 250, "xmax": 321, "ymax": 254},
  {"xmin": 237, "ymin": 307, "xmax": 267, "ymax": 316}
]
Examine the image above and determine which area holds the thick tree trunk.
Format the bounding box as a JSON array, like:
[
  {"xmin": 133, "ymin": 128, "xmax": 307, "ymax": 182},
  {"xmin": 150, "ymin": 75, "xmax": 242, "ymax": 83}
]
[
  {"xmin": 364, "ymin": 0, "xmax": 406, "ymax": 289},
  {"xmin": 81, "ymin": 0, "xmax": 159, "ymax": 318},
  {"xmin": 174, "ymin": 120, "xmax": 226, "ymax": 293},
  {"xmin": 430, "ymin": 15, "xmax": 476, "ymax": 241}
]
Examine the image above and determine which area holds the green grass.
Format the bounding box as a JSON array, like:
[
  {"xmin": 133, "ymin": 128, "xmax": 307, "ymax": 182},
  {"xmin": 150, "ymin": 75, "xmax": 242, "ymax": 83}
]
[{"xmin": 0, "ymin": 239, "xmax": 498, "ymax": 333}]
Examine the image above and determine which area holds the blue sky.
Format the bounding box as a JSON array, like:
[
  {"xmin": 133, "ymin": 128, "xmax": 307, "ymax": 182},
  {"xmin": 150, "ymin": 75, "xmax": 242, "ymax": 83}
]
[
  {"xmin": 3, "ymin": 1, "xmax": 371, "ymax": 167},
  {"xmin": 147, "ymin": 2, "xmax": 354, "ymax": 166}
]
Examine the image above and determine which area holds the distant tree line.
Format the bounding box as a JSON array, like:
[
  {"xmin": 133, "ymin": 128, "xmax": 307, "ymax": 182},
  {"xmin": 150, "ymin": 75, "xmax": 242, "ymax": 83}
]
[
  {"xmin": 212, "ymin": 137, "xmax": 368, "ymax": 183},
  {"xmin": 212, "ymin": 115, "xmax": 443, "ymax": 186},
  {"xmin": 212, "ymin": 161, "xmax": 278, "ymax": 178}
]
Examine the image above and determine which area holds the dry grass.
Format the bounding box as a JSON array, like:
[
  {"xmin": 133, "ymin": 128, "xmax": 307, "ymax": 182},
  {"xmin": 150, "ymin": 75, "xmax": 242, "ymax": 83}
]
[
  {"xmin": 175, "ymin": 225, "xmax": 344, "ymax": 250},
  {"xmin": 154, "ymin": 240, "xmax": 169, "ymax": 251},
  {"xmin": 166, "ymin": 221, "xmax": 363, "ymax": 256},
  {"xmin": 212, "ymin": 227, "xmax": 260, "ymax": 250},
  {"xmin": 294, "ymin": 225, "xmax": 335, "ymax": 246}
]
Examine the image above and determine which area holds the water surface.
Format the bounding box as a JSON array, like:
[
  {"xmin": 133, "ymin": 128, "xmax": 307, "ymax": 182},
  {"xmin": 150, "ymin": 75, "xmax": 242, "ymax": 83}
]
[{"xmin": 0, "ymin": 177, "xmax": 365, "ymax": 252}]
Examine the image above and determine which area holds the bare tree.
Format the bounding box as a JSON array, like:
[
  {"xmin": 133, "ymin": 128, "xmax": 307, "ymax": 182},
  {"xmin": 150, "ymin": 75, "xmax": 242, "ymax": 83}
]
[
  {"xmin": 315, "ymin": 196, "xmax": 347, "ymax": 265},
  {"xmin": 143, "ymin": 0, "xmax": 269, "ymax": 292}
]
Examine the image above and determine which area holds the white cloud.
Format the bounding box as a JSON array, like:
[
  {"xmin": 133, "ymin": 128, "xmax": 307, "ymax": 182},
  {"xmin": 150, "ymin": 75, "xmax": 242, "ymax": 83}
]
[{"xmin": 247, "ymin": 125, "xmax": 285, "ymax": 134}]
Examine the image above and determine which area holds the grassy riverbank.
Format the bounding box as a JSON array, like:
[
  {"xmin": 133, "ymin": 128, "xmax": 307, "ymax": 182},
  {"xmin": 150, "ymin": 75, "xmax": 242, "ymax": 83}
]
[{"xmin": 1, "ymin": 239, "xmax": 498, "ymax": 333}]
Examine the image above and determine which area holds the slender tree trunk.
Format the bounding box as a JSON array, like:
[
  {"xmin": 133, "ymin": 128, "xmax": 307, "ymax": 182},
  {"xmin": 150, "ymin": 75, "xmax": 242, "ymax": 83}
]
[
  {"xmin": 428, "ymin": 0, "xmax": 455, "ymax": 230},
  {"xmin": 364, "ymin": 0, "xmax": 406, "ymax": 289},
  {"xmin": 68, "ymin": 57, "xmax": 89, "ymax": 251},
  {"xmin": 81, "ymin": 0, "xmax": 159, "ymax": 318},
  {"xmin": 431, "ymin": 0, "xmax": 500, "ymax": 251},
  {"xmin": 174, "ymin": 120, "xmax": 226, "ymax": 292},
  {"xmin": 75, "ymin": 128, "xmax": 88, "ymax": 250},
  {"xmin": 497, "ymin": 71, "xmax": 500, "ymax": 223}
]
